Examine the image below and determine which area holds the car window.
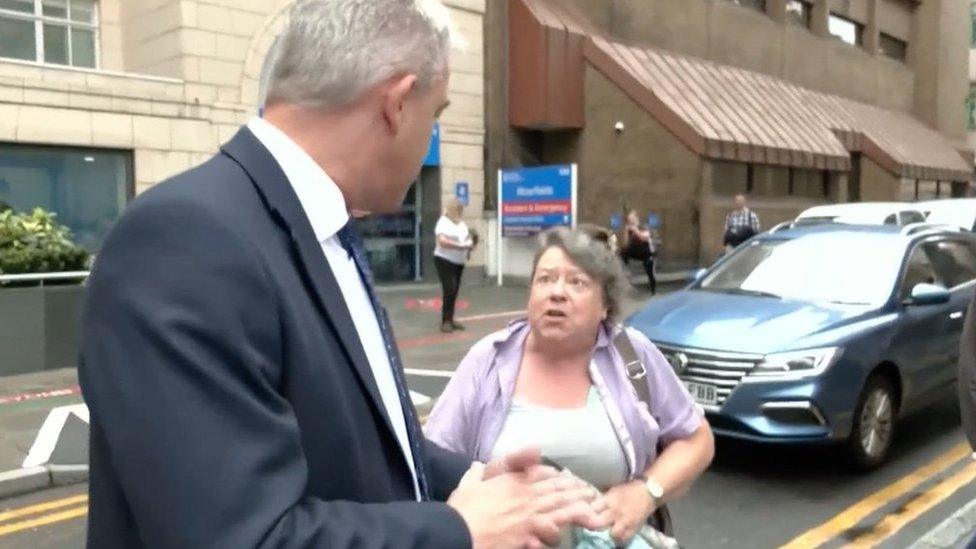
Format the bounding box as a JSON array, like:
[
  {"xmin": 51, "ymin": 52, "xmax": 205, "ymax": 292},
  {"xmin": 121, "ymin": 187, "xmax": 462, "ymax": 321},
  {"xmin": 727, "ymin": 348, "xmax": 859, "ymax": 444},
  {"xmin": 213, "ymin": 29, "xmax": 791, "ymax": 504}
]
[
  {"xmin": 900, "ymin": 211, "xmax": 926, "ymax": 225},
  {"xmin": 900, "ymin": 245, "xmax": 941, "ymax": 298},
  {"xmin": 883, "ymin": 214, "xmax": 897, "ymax": 225},
  {"xmin": 923, "ymin": 240, "xmax": 976, "ymax": 288}
]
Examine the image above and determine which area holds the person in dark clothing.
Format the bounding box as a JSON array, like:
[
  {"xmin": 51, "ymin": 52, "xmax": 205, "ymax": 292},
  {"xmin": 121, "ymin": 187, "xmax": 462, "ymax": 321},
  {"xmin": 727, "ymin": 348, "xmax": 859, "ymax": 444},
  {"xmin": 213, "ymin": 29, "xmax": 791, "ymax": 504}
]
[{"xmin": 623, "ymin": 210, "xmax": 659, "ymax": 294}]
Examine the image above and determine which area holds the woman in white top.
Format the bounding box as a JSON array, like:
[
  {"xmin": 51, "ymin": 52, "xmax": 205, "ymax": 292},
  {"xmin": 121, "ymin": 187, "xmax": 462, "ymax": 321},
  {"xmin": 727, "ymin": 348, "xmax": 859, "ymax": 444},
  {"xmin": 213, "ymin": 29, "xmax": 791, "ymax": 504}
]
[{"xmin": 434, "ymin": 198, "xmax": 474, "ymax": 333}]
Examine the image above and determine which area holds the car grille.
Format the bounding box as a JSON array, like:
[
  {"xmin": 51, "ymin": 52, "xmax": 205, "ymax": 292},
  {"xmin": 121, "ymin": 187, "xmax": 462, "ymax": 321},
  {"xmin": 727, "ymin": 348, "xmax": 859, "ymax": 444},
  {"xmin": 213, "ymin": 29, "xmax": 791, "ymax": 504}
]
[{"xmin": 655, "ymin": 344, "xmax": 762, "ymax": 408}]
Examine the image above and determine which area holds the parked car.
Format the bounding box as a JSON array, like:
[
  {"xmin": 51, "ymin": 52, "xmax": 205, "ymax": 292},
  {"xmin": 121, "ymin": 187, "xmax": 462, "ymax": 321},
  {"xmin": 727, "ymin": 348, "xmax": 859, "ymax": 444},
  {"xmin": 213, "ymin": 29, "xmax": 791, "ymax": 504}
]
[
  {"xmin": 917, "ymin": 198, "xmax": 976, "ymax": 232},
  {"xmin": 627, "ymin": 223, "xmax": 976, "ymax": 468},
  {"xmin": 793, "ymin": 202, "xmax": 926, "ymax": 227}
]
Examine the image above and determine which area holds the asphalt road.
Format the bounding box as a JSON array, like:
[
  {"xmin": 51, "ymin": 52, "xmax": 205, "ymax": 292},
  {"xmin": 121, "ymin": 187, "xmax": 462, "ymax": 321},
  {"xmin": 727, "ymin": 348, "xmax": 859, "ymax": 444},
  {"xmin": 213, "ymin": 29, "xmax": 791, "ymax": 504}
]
[{"xmin": 1, "ymin": 282, "xmax": 973, "ymax": 548}]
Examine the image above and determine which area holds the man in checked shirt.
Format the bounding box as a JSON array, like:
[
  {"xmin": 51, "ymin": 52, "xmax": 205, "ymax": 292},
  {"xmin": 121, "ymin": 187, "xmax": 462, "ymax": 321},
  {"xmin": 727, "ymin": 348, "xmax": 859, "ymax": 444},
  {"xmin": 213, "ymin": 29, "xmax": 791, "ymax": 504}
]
[{"xmin": 723, "ymin": 194, "xmax": 762, "ymax": 253}]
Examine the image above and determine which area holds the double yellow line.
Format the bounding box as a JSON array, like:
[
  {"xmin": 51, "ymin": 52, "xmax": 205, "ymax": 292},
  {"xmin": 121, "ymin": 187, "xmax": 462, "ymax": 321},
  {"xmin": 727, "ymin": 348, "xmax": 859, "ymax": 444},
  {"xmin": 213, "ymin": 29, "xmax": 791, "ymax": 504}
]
[
  {"xmin": 0, "ymin": 494, "xmax": 88, "ymax": 537},
  {"xmin": 782, "ymin": 442, "xmax": 976, "ymax": 548}
]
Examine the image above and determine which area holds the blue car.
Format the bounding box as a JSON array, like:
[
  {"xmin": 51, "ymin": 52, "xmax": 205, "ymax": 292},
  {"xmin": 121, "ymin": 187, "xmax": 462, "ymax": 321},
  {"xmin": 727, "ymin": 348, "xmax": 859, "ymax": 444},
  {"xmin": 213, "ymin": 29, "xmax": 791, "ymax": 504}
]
[{"xmin": 627, "ymin": 223, "xmax": 976, "ymax": 468}]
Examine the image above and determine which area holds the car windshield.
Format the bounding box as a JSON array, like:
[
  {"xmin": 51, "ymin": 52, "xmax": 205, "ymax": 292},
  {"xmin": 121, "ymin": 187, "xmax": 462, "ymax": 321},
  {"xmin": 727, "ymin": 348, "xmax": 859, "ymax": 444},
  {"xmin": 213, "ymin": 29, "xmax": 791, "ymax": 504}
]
[{"xmin": 699, "ymin": 234, "xmax": 904, "ymax": 306}]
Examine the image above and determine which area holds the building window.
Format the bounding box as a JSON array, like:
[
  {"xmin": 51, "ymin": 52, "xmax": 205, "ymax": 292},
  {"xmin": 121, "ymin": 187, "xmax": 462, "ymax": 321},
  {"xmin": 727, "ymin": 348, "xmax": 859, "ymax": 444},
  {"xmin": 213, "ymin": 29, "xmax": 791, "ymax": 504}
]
[
  {"xmin": 785, "ymin": 0, "xmax": 812, "ymax": 28},
  {"xmin": 971, "ymin": 2, "xmax": 976, "ymax": 47},
  {"xmin": 0, "ymin": 144, "xmax": 131, "ymax": 251},
  {"xmin": 828, "ymin": 13, "xmax": 864, "ymax": 46},
  {"xmin": 0, "ymin": 0, "xmax": 98, "ymax": 68},
  {"xmin": 968, "ymin": 87, "xmax": 976, "ymax": 130},
  {"xmin": 879, "ymin": 33, "xmax": 907, "ymax": 62},
  {"xmin": 724, "ymin": 0, "xmax": 766, "ymax": 12}
]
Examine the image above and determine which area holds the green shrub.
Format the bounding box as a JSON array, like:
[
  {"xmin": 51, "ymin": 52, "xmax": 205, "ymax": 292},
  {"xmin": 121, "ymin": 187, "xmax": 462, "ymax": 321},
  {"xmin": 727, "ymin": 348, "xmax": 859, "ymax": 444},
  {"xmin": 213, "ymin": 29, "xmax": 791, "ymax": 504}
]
[{"xmin": 0, "ymin": 208, "xmax": 90, "ymax": 276}]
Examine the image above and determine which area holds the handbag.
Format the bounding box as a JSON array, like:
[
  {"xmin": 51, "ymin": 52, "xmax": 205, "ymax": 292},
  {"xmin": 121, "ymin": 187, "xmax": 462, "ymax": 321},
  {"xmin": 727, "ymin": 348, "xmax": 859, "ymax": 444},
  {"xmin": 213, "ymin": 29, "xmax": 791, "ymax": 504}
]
[{"xmin": 611, "ymin": 327, "xmax": 676, "ymax": 539}]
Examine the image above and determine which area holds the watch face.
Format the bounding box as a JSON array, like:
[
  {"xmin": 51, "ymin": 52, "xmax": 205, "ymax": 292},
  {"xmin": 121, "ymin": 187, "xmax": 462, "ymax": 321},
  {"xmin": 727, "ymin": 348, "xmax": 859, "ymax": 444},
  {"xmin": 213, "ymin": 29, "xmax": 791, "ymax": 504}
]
[{"xmin": 646, "ymin": 478, "xmax": 664, "ymax": 499}]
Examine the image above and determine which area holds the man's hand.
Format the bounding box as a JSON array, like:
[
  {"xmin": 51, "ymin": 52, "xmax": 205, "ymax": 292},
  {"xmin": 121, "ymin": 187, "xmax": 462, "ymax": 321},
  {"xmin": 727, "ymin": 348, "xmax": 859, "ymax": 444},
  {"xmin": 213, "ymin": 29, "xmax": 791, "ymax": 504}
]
[
  {"xmin": 603, "ymin": 480, "xmax": 655, "ymax": 546},
  {"xmin": 448, "ymin": 449, "xmax": 608, "ymax": 548}
]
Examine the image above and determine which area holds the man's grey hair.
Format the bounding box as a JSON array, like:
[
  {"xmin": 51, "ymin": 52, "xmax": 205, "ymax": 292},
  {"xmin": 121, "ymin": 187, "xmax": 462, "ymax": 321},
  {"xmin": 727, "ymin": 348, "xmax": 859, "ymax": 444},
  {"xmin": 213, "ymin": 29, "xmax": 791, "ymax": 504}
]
[
  {"xmin": 265, "ymin": 0, "xmax": 457, "ymax": 109},
  {"xmin": 531, "ymin": 227, "xmax": 628, "ymax": 322}
]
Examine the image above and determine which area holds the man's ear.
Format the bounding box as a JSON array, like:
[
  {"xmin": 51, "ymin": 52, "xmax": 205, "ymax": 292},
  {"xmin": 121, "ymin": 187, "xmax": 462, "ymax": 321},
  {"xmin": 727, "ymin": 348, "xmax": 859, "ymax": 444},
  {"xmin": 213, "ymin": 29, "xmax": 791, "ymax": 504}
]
[{"xmin": 382, "ymin": 74, "xmax": 418, "ymax": 135}]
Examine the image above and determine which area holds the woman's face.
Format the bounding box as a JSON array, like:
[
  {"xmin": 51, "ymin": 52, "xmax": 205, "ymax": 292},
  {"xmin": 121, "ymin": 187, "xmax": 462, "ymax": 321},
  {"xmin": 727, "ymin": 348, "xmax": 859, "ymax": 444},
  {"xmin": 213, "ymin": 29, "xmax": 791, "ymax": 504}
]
[
  {"xmin": 627, "ymin": 212, "xmax": 639, "ymax": 225},
  {"xmin": 528, "ymin": 246, "xmax": 608, "ymax": 345}
]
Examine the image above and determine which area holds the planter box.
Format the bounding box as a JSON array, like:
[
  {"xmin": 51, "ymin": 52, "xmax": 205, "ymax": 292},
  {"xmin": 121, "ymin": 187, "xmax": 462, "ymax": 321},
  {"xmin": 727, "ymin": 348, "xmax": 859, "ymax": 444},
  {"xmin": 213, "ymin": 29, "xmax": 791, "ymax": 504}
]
[{"xmin": 0, "ymin": 284, "xmax": 85, "ymax": 377}]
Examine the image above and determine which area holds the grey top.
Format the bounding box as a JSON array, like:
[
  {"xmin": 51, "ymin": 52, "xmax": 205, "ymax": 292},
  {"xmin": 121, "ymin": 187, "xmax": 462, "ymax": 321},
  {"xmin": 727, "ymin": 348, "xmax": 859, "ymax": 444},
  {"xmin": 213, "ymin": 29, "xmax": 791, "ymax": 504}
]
[{"xmin": 490, "ymin": 386, "xmax": 629, "ymax": 491}]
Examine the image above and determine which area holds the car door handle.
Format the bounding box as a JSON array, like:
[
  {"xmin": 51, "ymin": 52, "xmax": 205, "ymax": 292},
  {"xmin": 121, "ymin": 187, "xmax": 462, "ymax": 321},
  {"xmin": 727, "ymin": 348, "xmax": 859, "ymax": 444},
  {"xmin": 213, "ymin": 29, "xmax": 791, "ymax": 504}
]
[{"xmin": 950, "ymin": 311, "xmax": 964, "ymax": 320}]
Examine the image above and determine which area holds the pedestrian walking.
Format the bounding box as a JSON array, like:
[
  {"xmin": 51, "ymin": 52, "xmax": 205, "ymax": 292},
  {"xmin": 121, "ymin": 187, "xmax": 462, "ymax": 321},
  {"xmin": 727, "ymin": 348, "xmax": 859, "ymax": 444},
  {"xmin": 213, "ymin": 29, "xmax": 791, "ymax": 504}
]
[
  {"xmin": 723, "ymin": 194, "xmax": 761, "ymax": 252},
  {"xmin": 78, "ymin": 1, "xmax": 606, "ymax": 547},
  {"xmin": 426, "ymin": 227, "xmax": 714, "ymax": 548},
  {"xmin": 434, "ymin": 198, "xmax": 473, "ymax": 333},
  {"xmin": 623, "ymin": 210, "xmax": 659, "ymax": 294}
]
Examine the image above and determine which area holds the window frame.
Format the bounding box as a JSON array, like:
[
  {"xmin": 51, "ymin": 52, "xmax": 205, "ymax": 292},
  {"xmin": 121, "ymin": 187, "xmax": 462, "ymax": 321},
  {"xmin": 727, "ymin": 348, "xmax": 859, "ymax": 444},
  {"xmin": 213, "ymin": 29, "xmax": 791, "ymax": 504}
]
[
  {"xmin": 0, "ymin": 0, "xmax": 99, "ymax": 69},
  {"xmin": 828, "ymin": 13, "xmax": 865, "ymax": 47},
  {"xmin": 878, "ymin": 32, "xmax": 908, "ymax": 62},
  {"xmin": 785, "ymin": 0, "xmax": 813, "ymax": 29}
]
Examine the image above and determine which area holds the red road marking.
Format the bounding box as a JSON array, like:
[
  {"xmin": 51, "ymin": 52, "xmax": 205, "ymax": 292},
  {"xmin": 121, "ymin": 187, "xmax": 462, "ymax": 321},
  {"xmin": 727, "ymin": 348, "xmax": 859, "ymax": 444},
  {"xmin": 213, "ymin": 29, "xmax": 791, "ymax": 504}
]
[{"xmin": 0, "ymin": 386, "xmax": 81, "ymax": 406}]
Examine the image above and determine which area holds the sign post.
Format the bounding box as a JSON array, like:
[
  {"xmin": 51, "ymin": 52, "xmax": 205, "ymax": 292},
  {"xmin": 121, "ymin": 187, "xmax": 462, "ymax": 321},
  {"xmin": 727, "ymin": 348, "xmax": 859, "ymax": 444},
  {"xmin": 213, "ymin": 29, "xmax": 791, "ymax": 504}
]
[
  {"xmin": 496, "ymin": 164, "xmax": 577, "ymax": 285},
  {"xmin": 455, "ymin": 181, "xmax": 469, "ymax": 206}
]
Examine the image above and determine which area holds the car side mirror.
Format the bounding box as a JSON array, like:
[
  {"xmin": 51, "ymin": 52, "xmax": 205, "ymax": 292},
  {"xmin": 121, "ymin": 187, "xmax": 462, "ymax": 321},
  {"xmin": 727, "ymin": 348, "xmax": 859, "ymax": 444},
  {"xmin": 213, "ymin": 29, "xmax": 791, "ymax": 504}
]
[
  {"xmin": 691, "ymin": 268, "xmax": 707, "ymax": 283},
  {"xmin": 905, "ymin": 283, "xmax": 951, "ymax": 306}
]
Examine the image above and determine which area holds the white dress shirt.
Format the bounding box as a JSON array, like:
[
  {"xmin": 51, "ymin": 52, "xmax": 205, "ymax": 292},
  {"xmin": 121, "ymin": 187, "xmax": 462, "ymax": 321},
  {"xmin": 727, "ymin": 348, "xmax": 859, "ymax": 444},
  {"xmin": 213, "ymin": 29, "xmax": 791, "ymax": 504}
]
[{"xmin": 247, "ymin": 117, "xmax": 420, "ymax": 500}]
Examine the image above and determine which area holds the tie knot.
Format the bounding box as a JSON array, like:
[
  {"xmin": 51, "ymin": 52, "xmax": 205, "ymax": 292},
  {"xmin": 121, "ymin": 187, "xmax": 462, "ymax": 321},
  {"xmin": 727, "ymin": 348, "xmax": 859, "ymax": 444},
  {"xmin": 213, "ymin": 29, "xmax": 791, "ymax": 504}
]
[{"xmin": 336, "ymin": 223, "xmax": 360, "ymax": 258}]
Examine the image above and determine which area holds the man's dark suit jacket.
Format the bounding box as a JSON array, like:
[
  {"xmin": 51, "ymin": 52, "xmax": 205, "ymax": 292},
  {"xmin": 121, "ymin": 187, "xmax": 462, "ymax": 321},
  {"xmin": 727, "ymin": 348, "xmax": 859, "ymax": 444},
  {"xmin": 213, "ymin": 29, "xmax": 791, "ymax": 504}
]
[
  {"xmin": 960, "ymin": 292, "xmax": 976, "ymax": 453},
  {"xmin": 79, "ymin": 127, "xmax": 471, "ymax": 548}
]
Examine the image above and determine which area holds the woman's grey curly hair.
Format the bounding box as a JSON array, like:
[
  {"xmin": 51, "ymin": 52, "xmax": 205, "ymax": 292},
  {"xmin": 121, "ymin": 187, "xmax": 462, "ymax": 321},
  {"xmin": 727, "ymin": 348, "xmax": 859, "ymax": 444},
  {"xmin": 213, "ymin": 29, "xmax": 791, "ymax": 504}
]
[{"xmin": 531, "ymin": 226, "xmax": 628, "ymax": 322}]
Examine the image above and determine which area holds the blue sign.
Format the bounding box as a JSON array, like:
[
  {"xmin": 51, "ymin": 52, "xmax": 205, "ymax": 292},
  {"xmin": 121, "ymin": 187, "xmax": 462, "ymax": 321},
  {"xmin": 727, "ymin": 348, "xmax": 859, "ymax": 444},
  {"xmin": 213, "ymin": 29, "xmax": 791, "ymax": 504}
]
[
  {"xmin": 455, "ymin": 181, "xmax": 469, "ymax": 206},
  {"xmin": 500, "ymin": 164, "xmax": 575, "ymax": 237},
  {"xmin": 423, "ymin": 122, "xmax": 440, "ymax": 167},
  {"xmin": 609, "ymin": 213, "xmax": 623, "ymax": 231},
  {"xmin": 647, "ymin": 213, "xmax": 661, "ymax": 230}
]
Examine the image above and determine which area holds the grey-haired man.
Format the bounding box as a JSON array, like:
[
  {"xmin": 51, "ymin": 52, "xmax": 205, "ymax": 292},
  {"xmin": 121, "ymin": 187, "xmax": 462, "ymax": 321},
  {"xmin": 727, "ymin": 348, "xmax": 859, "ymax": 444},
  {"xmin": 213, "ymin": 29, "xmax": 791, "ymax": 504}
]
[{"xmin": 79, "ymin": 1, "xmax": 605, "ymax": 547}]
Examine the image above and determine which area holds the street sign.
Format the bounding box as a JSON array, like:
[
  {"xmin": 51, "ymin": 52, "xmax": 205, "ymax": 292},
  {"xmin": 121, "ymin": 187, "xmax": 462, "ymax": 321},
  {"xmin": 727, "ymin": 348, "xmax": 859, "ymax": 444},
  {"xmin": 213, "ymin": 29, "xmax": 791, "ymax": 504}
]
[
  {"xmin": 498, "ymin": 164, "xmax": 576, "ymax": 237},
  {"xmin": 455, "ymin": 181, "xmax": 469, "ymax": 206},
  {"xmin": 648, "ymin": 212, "xmax": 662, "ymax": 229},
  {"xmin": 423, "ymin": 122, "xmax": 440, "ymax": 166},
  {"xmin": 610, "ymin": 213, "xmax": 623, "ymax": 231},
  {"xmin": 497, "ymin": 164, "xmax": 577, "ymax": 285}
]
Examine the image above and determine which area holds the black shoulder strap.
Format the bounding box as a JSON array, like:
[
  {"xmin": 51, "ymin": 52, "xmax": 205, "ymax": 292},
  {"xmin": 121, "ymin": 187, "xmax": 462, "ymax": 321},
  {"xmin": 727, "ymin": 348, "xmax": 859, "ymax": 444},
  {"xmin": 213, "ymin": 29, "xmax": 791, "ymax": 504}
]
[{"xmin": 613, "ymin": 327, "xmax": 653, "ymax": 412}]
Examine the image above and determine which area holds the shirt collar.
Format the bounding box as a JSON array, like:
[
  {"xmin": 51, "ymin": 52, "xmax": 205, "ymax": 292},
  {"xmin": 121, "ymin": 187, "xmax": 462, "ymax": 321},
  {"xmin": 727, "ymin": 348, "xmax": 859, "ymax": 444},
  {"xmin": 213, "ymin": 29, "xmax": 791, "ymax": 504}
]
[{"xmin": 246, "ymin": 116, "xmax": 349, "ymax": 242}]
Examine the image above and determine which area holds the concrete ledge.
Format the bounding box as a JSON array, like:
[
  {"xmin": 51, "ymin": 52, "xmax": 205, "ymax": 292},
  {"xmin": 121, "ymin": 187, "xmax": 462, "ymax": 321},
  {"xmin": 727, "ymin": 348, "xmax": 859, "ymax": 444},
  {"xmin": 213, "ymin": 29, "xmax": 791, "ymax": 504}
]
[
  {"xmin": 0, "ymin": 466, "xmax": 50, "ymax": 500},
  {"xmin": 910, "ymin": 497, "xmax": 976, "ymax": 548},
  {"xmin": 49, "ymin": 464, "xmax": 89, "ymax": 487},
  {"xmin": 0, "ymin": 464, "xmax": 89, "ymax": 500}
]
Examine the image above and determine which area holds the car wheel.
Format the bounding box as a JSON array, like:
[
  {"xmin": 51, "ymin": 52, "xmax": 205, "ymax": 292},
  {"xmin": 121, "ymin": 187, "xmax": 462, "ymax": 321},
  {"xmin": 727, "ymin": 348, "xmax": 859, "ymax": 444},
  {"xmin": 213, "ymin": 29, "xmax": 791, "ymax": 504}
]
[{"xmin": 847, "ymin": 376, "xmax": 898, "ymax": 470}]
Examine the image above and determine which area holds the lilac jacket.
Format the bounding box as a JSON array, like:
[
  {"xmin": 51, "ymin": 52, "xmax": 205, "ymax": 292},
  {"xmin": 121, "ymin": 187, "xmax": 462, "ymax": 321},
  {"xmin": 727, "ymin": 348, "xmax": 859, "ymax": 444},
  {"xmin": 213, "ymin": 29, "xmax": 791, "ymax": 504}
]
[{"xmin": 424, "ymin": 319, "xmax": 704, "ymax": 477}]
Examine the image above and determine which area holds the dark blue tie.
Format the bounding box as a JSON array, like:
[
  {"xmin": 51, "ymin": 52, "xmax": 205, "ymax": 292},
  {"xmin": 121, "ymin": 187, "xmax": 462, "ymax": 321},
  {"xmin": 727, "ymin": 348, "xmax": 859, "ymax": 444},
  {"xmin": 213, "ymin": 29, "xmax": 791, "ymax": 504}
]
[{"xmin": 336, "ymin": 222, "xmax": 431, "ymax": 501}]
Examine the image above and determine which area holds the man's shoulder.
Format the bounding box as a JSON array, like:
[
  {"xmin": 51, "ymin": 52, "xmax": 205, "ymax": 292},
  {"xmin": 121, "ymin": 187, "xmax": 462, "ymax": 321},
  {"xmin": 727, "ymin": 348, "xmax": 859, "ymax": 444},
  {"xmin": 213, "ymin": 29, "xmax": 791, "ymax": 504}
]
[{"xmin": 105, "ymin": 152, "xmax": 263, "ymax": 250}]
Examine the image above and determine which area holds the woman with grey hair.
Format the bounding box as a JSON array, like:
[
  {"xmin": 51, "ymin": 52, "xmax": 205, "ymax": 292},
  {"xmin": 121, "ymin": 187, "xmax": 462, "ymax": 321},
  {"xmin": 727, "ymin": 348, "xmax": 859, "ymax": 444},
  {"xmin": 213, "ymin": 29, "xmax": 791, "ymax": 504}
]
[{"xmin": 426, "ymin": 227, "xmax": 715, "ymax": 547}]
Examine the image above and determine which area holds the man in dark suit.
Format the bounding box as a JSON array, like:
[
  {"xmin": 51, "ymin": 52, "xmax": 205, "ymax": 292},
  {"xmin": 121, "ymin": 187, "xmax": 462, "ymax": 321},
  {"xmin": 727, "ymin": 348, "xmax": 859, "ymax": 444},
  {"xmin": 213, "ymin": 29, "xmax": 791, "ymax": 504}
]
[{"xmin": 79, "ymin": 1, "xmax": 604, "ymax": 547}]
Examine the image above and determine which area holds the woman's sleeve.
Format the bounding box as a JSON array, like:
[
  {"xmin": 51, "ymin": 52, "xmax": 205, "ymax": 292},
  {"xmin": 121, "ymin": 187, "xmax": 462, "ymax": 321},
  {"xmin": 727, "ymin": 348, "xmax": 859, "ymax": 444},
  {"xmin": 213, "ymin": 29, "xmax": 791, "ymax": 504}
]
[
  {"xmin": 629, "ymin": 330, "xmax": 704, "ymax": 445},
  {"xmin": 423, "ymin": 337, "xmax": 492, "ymax": 458}
]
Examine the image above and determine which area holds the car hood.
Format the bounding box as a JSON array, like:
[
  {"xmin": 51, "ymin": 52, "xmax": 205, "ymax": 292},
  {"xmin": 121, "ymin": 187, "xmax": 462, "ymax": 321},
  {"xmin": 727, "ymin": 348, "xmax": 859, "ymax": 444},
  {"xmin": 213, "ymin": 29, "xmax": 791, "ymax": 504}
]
[{"xmin": 627, "ymin": 289, "xmax": 877, "ymax": 354}]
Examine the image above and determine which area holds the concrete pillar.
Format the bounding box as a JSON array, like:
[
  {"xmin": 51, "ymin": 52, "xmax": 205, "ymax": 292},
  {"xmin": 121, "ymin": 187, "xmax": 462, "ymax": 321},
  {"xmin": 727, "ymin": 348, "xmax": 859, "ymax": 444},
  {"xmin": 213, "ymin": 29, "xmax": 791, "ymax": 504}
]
[
  {"xmin": 910, "ymin": 0, "xmax": 969, "ymax": 140},
  {"xmin": 809, "ymin": 0, "xmax": 830, "ymax": 37},
  {"xmin": 863, "ymin": 0, "xmax": 880, "ymax": 55},
  {"xmin": 766, "ymin": 0, "xmax": 787, "ymax": 24}
]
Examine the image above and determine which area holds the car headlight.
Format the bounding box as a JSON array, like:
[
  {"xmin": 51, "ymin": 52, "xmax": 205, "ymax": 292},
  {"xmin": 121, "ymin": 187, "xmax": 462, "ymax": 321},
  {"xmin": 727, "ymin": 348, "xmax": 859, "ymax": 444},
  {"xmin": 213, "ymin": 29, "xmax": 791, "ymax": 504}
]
[{"xmin": 746, "ymin": 347, "xmax": 842, "ymax": 380}]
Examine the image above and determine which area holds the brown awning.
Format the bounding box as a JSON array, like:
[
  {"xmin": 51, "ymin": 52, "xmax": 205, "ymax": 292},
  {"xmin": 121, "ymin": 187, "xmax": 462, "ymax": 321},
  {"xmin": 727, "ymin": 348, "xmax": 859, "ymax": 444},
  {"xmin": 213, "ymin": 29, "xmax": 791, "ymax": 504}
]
[{"xmin": 511, "ymin": 0, "xmax": 974, "ymax": 181}]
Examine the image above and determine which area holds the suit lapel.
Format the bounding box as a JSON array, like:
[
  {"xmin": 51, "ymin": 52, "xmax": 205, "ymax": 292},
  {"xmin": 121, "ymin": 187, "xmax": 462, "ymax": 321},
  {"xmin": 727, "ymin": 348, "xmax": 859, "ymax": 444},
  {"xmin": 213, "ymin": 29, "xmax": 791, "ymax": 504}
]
[{"xmin": 220, "ymin": 127, "xmax": 397, "ymax": 439}]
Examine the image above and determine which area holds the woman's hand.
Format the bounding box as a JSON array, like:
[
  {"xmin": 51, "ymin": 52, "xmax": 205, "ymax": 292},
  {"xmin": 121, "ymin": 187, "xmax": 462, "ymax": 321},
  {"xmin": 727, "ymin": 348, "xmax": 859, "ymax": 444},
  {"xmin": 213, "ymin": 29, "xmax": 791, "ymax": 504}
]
[{"xmin": 603, "ymin": 479, "xmax": 655, "ymax": 545}]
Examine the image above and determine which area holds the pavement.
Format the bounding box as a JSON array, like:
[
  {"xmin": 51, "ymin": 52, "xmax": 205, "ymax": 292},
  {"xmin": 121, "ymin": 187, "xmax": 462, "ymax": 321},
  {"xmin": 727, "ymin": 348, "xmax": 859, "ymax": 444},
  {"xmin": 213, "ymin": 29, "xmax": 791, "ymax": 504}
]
[{"xmin": 1, "ymin": 273, "xmax": 975, "ymax": 547}]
